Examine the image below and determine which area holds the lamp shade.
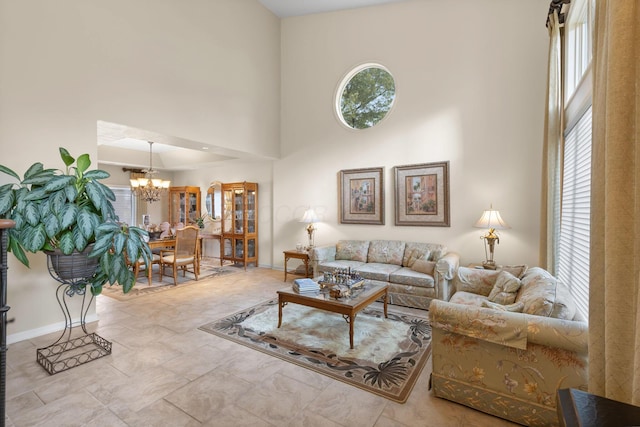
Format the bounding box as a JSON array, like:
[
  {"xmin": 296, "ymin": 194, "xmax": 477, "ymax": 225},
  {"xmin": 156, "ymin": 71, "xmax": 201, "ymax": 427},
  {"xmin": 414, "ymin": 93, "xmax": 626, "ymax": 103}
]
[
  {"xmin": 300, "ymin": 208, "xmax": 319, "ymax": 223},
  {"xmin": 474, "ymin": 207, "xmax": 510, "ymax": 230}
]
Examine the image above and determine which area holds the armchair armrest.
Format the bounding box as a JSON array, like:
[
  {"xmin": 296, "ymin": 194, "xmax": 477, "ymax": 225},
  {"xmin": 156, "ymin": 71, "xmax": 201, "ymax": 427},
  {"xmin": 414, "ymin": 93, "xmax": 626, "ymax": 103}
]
[
  {"xmin": 309, "ymin": 245, "xmax": 336, "ymax": 263},
  {"xmin": 309, "ymin": 245, "xmax": 337, "ymax": 277},
  {"xmin": 435, "ymin": 251, "xmax": 459, "ymax": 280},
  {"xmin": 429, "ymin": 300, "xmax": 589, "ymax": 353}
]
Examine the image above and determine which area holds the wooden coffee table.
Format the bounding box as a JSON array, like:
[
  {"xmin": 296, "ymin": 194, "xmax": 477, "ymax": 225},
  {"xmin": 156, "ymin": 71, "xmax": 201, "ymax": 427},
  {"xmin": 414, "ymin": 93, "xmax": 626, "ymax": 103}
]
[{"xmin": 277, "ymin": 282, "xmax": 388, "ymax": 349}]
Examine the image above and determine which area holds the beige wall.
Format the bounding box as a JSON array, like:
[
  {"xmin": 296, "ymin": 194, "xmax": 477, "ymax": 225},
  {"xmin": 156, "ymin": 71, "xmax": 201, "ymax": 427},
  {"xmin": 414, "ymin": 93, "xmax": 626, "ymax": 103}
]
[
  {"xmin": 274, "ymin": 0, "xmax": 550, "ymax": 268},
  {"xmin": 1, "ymin": 0, "xmax": 549, "ymax": 341},
  {"xmin": 0, "ymin": 0, "xmax": 280, "ymax": 340}
]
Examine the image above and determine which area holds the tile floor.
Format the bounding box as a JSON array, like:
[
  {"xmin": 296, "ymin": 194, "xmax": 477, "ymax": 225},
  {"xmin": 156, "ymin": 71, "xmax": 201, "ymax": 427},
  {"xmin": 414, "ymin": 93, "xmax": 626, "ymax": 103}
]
[{"xmin": 5, "ymin": 266, "xmax": 518, "ymax": 426}]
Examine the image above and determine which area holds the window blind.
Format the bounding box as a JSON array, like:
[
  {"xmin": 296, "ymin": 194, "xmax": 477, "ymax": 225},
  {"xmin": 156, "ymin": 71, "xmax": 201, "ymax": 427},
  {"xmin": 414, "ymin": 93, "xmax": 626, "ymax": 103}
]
[
  {"xmin": 557, "ymin": 106, "xmax": 591, "ymax": 321},
  {"xmin": 109, "ymin": 186, "xmax": 135, "ymax": 226}
]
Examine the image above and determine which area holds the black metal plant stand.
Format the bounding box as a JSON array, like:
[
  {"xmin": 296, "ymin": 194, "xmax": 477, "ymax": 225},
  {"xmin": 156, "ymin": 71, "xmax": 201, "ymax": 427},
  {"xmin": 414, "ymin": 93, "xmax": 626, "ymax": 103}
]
[
  {"xmin": 0, "ymin": 219, "xmax": 15, "ymax": 427},
  {"xmin": 35, "ymin": 256, "xmax": 112, "ymax": 375}
]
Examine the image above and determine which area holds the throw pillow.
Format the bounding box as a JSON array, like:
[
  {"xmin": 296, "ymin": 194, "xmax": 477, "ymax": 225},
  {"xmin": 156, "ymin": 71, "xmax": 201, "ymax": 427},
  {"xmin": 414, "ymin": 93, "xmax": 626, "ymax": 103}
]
[
  {"xmin": 482, "ymin": 300, "xmax": 525, "ymax": 312},
  {"xmin": 499, "ymin": 264, "xmax": 529, "ymax": 279},
  {"xmin": 411, "ymin": 259, "xmax": 436, "ymax": 275},
  {"xmin": 487, "ymin": 271, "xmax": 522, "ymax": 305},
  {"xmin": 407, "ymin": 249, "xmax": 430, "ymax": 268}
]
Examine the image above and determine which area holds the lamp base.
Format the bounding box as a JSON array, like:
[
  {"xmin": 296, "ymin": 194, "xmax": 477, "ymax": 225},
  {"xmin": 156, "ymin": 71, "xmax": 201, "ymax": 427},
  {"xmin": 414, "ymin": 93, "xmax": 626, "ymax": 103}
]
[{"xmin": 482, "ymin": 260, "xmax": 497, "ymax": 270}]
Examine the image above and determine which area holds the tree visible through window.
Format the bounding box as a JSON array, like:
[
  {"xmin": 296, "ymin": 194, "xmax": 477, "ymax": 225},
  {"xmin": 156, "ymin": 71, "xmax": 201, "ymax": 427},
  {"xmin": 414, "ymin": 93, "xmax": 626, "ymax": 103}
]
[{"xmin": 338, "ymin": 65, "xmax": 395, "ymax": 130}]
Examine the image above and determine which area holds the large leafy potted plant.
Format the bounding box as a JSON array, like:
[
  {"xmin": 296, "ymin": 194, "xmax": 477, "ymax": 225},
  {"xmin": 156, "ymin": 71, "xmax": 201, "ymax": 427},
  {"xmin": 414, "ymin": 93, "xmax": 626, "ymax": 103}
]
[{"xmin": 0, "ymin": 148, "xmax": 151, "ymax": 294}]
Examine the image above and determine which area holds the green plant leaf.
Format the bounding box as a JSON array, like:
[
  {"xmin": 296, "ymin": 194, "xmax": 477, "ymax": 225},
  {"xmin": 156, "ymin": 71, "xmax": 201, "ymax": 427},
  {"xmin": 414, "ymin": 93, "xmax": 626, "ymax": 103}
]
[
  {"xmin": 58, "ymin": 231, "xmax": 75, "ymax": 254},
  {"xmin": 72, "ymin": 227, "xmax": 88, "ymax": 252},
  {"xmin": 64, "ymin": 184, "xmax": 78, "ymax": 203},
  {"xmin": 0, "ymin": 184, "xmax": 15, "ymax": 216},
  {"xmin": 50, "ymin": 190, "xmax": 68, "ymax": 214},
  {"xmin": 59, "ymin": 203, "xmax": 78, "ymax": 229},
  {"xmin": 44, "ymin": 212, "xmax": 61, "ymax": 239},
  {"xmin": 25, "ymin": 224, "xmax": 47, "ymax": 252},
  {"xmin": 24, "ymin": 201, "xmax": 41, "ymax": 226},
  {"xmin": 89, "ymin": 233, "xmax": 112, "ymax": 257},
  {"xmin": 44, "ymin": 175, "xmax": 74, "ymax": 192},
  {"xmin": 84, "ymin": 181, "xmax": 104, "ymax": 213},
  {"xmin": 38, "ymin": 198, "xmax": 51, "ymax": 219},
  {"xmin": 76, "ymin": 208, "xmax": 95, "ymax": 240},
  {"xmin": 22, "ymin": 162, "xmax": 44, "ymax": 180},
  {"xmin": 76, "ymin": 154, "xmax": 91, "ymax": 174},
  {"xmin": 113, "ymin": 232, "xmax": 125, "ymax": 256},
  {"xmin": 23, "ymin": 186, "xmax": 47, "ymax": 202},
  {"xmin": 22, "ymin": 169, "xmax": 57, "ymax": 186},
  {"xmin": 84, "ymin": 170, "xmax": 110, "ymax": 180},
  {"xmin": 59, "ymin": 148, "xmax": 74, "ymax": 167},
  {"xmin": 8, "ymin": 237, "xmax": 29, "ymax": 267},
  {"xmin": 0, "ymin": 164, "xmax": 20, "ymax": 181}
]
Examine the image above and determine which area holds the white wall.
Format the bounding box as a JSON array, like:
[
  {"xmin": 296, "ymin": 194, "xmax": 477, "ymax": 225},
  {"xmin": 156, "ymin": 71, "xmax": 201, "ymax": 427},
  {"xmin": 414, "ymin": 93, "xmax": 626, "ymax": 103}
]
[
  {"xmin": 274, "ymin": 0, "xmax": 550, "ymax": 269},
  {"xmin": 0, "ymin": 0, "xmax": 280, "ymax": 340}
]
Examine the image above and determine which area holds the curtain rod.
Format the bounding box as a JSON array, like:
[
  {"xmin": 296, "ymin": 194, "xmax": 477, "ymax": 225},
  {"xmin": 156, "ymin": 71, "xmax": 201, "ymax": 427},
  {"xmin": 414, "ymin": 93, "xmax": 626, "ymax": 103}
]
[{"xmin": 546, "ymin": 0, "xmax": 571, "ymax": 28}]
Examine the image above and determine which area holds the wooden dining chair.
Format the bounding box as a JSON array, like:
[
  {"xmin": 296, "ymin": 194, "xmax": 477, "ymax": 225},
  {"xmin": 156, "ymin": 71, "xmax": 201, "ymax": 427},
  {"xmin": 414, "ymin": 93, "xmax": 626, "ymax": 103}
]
[
  {"xmin": 160, "ymin": 226, "xmax": 199, "ymax": 285},
  {"xmin": 133, "ymin": 253, "xmax": 161, "ymax": 286}
]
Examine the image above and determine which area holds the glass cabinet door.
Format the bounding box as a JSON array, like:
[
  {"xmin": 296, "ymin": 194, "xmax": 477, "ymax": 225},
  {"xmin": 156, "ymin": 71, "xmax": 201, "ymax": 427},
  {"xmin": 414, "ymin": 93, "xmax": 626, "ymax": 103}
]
[
  {"xmin": 247, "ymin": 188, "xmax": 256, "ymax": 233},
  {"xmin": 222, "ymin": 189, "xmax": 233, "ymax": 234}
]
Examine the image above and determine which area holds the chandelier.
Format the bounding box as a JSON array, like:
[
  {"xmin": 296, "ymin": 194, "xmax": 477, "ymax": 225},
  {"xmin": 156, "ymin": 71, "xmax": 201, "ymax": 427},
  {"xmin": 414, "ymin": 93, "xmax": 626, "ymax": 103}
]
[{"xmin": 129, "ymin": 141, "xmax": 170, "ymax": 203}]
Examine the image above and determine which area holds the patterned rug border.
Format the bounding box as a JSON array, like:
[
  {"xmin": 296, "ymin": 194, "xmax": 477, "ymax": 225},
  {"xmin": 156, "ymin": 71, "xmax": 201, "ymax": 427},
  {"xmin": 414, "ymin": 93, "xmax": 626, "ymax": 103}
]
[
  {"xmin": 100, "ymin": 265, "xmax": 240, "ymax": 300},
  {"xmin": 198, "ymin": 299, "xmax": 431, "ymax": 403}
]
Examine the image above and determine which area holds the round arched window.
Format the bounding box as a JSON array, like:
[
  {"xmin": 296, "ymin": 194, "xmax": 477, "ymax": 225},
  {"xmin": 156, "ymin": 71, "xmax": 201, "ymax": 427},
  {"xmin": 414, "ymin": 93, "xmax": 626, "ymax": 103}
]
[{"xmin": 336, "ymin": 63, "xmax": 396, "ymax": 130}]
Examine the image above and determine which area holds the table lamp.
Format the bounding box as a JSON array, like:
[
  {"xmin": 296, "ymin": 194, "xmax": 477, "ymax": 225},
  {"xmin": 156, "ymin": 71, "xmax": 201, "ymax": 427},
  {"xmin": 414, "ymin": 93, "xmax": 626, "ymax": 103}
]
[
  {"xmin": 474, "ymin": 205, "xmax": 510, "ymax": 269},
  {"xmin": 300, "ymin": 208, "xmax": 319, "ymax": 250}
]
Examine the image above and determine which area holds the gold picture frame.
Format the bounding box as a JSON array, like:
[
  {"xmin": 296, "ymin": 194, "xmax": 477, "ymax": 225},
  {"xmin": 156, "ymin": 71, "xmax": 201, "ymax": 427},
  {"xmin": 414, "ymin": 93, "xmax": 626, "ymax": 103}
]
[
  {"xmin": 394, "ymin": 161, "xmax": 450, "ymax": 227},
  {"xmin": 339, "ymin": 167, "xmax": 384, "ymax": 225}
]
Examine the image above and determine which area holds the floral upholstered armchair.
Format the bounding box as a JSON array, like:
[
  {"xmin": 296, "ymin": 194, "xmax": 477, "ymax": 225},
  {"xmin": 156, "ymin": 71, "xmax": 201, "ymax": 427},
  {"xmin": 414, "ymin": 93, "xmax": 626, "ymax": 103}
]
[{"xmin": 429, "ymin": 266, "xmax": 588, "ymax": 426}]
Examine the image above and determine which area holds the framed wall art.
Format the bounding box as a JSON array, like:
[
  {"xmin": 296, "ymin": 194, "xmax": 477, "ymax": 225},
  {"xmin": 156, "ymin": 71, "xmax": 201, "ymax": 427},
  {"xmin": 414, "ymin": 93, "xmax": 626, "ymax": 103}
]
[
  {"xmin": 339, "ymin": 167, "xmax": 384, "ymax": 225},
  {"xmin": 394, "ymin": 161, "xmax": 450, "ymax": 227}
]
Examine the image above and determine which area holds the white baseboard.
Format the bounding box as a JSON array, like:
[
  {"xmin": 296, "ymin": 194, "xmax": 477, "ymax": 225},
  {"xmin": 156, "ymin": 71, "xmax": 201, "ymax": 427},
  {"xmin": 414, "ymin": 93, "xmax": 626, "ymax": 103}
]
[{"xmin": 7, "ymin": 313, "xmax": 99, "ymax": 345}]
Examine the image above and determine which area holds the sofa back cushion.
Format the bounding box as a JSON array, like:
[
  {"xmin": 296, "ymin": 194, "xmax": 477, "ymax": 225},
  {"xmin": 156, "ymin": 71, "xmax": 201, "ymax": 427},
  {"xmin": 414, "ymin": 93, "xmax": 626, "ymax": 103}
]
[
  {"xmin": 335, "ymin": 240, "xmax": 370, "ymax": 262},
  {"xmin": 402, "ymin": 242, "xmax": 447, "ymax": 266},
  {"xmin": 516, "ymin": 267, "xmax": 577, "ymax": 320},
  {"xmin": 454, "ymin": 266, "xmax": 500, "ymax": 297},
  {"xmin": 367, "ymin": 240, "xmax": 405, "ymax": 265},
  {"xmin": 487, "ymin": 271, "xmax": 522, "ymax": 305}
]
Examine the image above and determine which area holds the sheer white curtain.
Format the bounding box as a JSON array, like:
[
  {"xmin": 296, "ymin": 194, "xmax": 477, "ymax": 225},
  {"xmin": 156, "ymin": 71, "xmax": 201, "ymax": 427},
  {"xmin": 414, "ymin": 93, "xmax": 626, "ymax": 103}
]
[{"xmin": 540, "ymin": 11, "xmax": 563, "ymax": 272}]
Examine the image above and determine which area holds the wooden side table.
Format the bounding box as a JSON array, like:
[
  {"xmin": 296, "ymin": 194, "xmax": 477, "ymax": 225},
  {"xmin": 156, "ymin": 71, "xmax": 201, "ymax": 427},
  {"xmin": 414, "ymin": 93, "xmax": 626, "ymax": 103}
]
[{"xmin": 283, "ymin": 249, "xmax": 311, "ymax": 282}]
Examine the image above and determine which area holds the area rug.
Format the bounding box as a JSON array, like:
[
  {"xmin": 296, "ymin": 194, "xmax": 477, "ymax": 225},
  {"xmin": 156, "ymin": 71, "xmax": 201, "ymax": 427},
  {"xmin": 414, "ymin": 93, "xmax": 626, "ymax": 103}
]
[
  {"xmin": 100, "ymin": 259, "xmax": 240, "ymax": 301},
  {"xmin": 198, "ymin": 299, "xmax": 431, "ymax": 403}
]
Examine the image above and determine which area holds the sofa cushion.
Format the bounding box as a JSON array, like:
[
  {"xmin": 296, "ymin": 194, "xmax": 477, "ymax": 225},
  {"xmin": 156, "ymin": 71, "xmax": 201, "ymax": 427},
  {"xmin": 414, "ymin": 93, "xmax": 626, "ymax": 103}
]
[
  {"xmin": 356, "ymin": 263, "xmax": 402, "ymax": 282},
  {"xmin": 317, "ymin": 260, "xmax": 366, "ymax": 274},
  {"xmin": 454, "ymin": 267, "xmax": 500, "ymax": 297},
  {"xmin": 411, "ymin": 259, "xmax": 436, "ymax": 275},
  {"xmin": 488, "ymin": 271, "xmax": 522, "ymax": 305},
  {"xmin": 335, "ymin": 240, "xmax": 370, "ymax": 262},
  {"xmin": 367, "ymin": 240, "xmax": 405, "ymax": 265},
  {"xmin": 516, "ymin": 267, "xmax": 558, "ymax": 317},
  {"xmin": 482, "ymin": 300, "xmax": 525, "ymax": 312},
  {"xmin": 389, "ymin": 267, "xmax": 435, "ymax": 288}
]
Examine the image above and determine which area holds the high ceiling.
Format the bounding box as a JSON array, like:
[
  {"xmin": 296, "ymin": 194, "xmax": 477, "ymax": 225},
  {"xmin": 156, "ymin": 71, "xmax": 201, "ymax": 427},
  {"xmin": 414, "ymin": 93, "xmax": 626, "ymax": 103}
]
[
  {"xmin": 100, "ymin": 0, "xmax": 412, "ymax": 171},
  {"xmin": 258, "ymin": 0, "xmax": 410, "ymax": 18}
]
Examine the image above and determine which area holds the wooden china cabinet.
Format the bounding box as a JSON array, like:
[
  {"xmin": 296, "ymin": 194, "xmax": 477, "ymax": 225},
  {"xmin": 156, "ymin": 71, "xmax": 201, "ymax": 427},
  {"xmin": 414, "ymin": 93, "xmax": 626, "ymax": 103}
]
[
  {"xmin": 221, "ymin": 182, "xmax": 258, "ymax": 269},
  {"xmin": 169, "ymin": 186, "xmax": 201, "ymax": 226}
]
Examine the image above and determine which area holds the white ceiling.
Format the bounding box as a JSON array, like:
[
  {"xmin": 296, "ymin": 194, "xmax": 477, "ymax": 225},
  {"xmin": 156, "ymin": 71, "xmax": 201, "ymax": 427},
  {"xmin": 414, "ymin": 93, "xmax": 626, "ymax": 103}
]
[{"xmin": 258, "ymin": 0, "xmax": 410, "ymax": 18}]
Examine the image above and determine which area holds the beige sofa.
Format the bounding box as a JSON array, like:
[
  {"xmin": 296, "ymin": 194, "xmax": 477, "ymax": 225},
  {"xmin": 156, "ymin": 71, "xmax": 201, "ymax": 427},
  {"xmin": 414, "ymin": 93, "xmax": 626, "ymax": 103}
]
[
  {"xmin": 429, "ymin": 266, "xmax": 588, "ymax": 426},
  {"xmin": 310, "ymin": 240, "xmax": 459, "ymax": 309}
]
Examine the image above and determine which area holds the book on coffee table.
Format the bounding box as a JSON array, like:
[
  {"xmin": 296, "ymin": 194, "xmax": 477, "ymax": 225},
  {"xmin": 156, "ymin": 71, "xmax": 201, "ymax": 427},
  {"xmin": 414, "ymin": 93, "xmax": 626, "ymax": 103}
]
[{"xmin": 293, "ymin": 278, "xmax": 320, "ymax": 294}]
